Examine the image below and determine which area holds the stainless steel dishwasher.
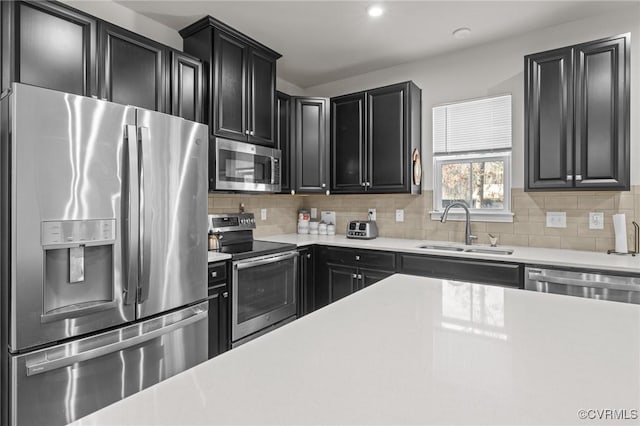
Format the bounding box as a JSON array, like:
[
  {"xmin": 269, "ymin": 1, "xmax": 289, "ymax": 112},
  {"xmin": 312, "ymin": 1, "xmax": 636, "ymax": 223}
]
[{"xmin": 525, "ymin": 266, "xmax": 640, "ymax": 305}]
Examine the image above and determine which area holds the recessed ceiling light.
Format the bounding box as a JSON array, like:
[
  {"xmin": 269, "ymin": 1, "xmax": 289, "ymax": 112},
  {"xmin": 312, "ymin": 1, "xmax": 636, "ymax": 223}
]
[
  {"xmin": 452, "ymin": 27, "xmax": 472, "ymax": 39},
  {"xmin": 367, "ymin": 5, "xmax": 384, "ymax": 18}
]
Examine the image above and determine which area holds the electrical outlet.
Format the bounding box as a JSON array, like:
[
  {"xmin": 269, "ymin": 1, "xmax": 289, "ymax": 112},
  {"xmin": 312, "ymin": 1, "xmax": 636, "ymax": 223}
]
[
  {"xmin": 589, "ymin": 212, "xmax": 604, "ymax": 230},
  {"xmin": 368, "ymin": 208, "xmax": 376, "ymax": 221},
  {"xmin": 261, "ymin": 208, "xmax": 267, "ymax": 221},
  {"xmin": 310, "ymin": 208, "xmax": 317, "ymax": 219},
  {"xmin": 396, "ymin": 209, "xmax": 404, "ymax": 222},
  {"xmin": 546, "ymin": 212, "xmax": 566, "ymax": 228}
]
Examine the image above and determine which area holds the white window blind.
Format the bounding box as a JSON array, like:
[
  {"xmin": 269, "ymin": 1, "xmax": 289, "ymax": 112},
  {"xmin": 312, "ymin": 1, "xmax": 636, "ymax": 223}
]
[{"xmin": 433, "ymin": 94, "xmax": 512, "ymax": 154}]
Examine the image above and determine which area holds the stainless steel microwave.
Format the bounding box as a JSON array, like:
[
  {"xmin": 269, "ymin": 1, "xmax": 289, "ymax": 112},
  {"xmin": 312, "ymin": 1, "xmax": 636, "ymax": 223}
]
[{"xmin": 214, "ymin": 138, "xmax": 281, "ymax": 192}]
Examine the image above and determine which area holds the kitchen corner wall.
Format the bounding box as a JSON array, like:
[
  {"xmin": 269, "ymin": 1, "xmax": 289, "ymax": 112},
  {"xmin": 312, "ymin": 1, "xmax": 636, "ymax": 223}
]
[{"xmin": 210, "ymin": 187, "xmax": 640, "ymax": 253}]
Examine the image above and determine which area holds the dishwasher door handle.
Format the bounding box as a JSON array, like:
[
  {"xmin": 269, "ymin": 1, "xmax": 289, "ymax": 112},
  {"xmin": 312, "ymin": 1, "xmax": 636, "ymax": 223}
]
[{"xmin": 528, "ymin": 271, "xmax": 640, "ymax": 293}]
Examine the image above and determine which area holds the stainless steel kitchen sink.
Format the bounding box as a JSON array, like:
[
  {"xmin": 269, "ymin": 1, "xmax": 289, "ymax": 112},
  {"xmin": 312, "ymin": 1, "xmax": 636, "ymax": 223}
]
[
  {"xmin": 417, "ymin": 244, "xmax": 513, "ymax": 255},
  {"xmin": 464, "ymin": 247, "xmax": 514, "ymax": 255},
  {"xmin": 417, "ymin": 244, "xmax": 465, "ymax": 252}
]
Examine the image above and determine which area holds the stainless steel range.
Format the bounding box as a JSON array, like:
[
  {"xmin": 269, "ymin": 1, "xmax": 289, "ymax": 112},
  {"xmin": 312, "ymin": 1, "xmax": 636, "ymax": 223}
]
[{"xmin": 210, "ymin": 213, "xmax": 298, "ymax": 347}]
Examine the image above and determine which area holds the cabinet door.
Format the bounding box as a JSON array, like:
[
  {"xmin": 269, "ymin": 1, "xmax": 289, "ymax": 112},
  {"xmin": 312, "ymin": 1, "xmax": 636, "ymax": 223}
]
[
  {"xmin": 294, "ymin": 97, "xmax": 330, "ymax": 193},
  {"xmin": 525, "ymin": 48, "xmax": 574, "ymax": 190},
  {"xmin": 248, "ymin": 49, "xmax": 276, "ymax": 146},
  {"xmin": 367, "ymin": 83, "xmax": 409, "ymax": 192},
  {"xmin": 276, "ymin": 91, "xmax": 292, "ymax": 193},
  {"xmin": 207, "ymin": 283, "xmax": 230, "ymax": 359},
  {"xmin": 359, "ymin": 267, "xmax": 393, "ymax": 289},
  {"xmin": 99, "ymin": 23, "xmax": 167, "ymax": 111},
  {"xmin": 9, "ymin": 0, "xmax": 96, "ymax": 96},
  {"xmin": 170, "ymin": 51, "xmax": 203, "ymax": 122},
  {"xmin": 326, "ymin": 263, "xmax": 358, "ymax": 303},
  {"xmin": 331, "ymin": 93, "xmax": 366, "ymax": 193},
  {"xmin": 213, "ymin": 30, "xmax": 248, "ymax": 141},
  {"xmin": 298, "ymin": 248, "xmax": 315, "ymax": 316},
  {"xmin": 574, "ymin": 34, "xmax": 629, "ymax": 190}
]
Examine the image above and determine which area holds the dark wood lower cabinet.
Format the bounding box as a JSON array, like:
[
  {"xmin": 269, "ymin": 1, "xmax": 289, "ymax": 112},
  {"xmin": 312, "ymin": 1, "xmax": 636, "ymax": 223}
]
[
  {"xmin": 398, "ymin": 254, "xmax": 523, "ymax": 289},
  {"xmin": 207, "ymin": 262, "xmax": 229, "ymax": 359},
  {"xmin": 298, "ymin": 247, "xmax": 315, "ymax": 317}
]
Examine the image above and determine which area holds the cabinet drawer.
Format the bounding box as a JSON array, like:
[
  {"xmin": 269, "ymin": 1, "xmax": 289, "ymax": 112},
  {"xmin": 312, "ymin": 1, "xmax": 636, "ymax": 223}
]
[
  {"xmin": 399, "ymin": 254, "xmax": 522, "ymax": 288},
  {"xmin": 207, "ymin": 262, "xmax": 227, "ymax": 284},
  {"xmin": 324, "ymin": 247, "xmax": 396, "ymax": 270}
]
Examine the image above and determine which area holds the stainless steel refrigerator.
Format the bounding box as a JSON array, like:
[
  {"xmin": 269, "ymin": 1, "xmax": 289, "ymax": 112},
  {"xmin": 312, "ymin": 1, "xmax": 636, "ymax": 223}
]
[{"xmin": 1, "ymin": 83, "xmax": 209, "ymax": 425}]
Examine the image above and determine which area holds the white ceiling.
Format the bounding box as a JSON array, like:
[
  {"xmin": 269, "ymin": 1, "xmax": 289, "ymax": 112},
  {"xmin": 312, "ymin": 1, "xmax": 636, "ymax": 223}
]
[{"xmin": 114, "ymin": 1, "xmax": 636, "ymax": 88}]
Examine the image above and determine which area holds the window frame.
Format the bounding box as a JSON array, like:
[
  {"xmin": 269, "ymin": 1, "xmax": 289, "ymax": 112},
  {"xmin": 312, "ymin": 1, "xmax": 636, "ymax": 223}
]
[{"xmin": 431, "ymin": 150, "xmax": 513, "ymax": 223}]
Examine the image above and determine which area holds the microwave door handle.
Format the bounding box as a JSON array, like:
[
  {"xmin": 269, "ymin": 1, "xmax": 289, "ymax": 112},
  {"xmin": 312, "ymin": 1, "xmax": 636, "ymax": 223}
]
[
  {"xmin": 271, "ymin": 158, "xmax": 276, "ymax": 185},
  {"xmin": 124, "ymin": 125, "xmax": 139, "ymax": 305},
  {"xmin": 138, "ymin": 126, "xmax": 152, "ymax": 304}
]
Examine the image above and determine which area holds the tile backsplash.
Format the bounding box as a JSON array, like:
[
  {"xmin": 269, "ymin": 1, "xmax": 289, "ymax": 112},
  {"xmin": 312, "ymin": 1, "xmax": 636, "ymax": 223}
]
[{"xmin": 209, "ymin": 187, "xmax": 640, "ymax": 253}]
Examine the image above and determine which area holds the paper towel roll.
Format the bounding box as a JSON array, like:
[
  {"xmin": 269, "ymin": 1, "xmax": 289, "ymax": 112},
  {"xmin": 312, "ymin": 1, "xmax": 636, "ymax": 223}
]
[{"xmin": 613, "ymin": 213, "xmax": 628, "ymax": 253}]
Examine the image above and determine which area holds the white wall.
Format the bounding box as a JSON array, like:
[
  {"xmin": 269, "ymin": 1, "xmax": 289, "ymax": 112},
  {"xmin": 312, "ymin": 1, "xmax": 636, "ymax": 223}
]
[
  {"xmin": 276, "ymin": 77, "xmax": 306, "ymax": 96},
  {"xmin": 305, "ymin": 4, "xmax": 640, "ymax": 190},
  {"xmin": 60, "ymin": 0, "xmax": 183, "ymax": 49}
]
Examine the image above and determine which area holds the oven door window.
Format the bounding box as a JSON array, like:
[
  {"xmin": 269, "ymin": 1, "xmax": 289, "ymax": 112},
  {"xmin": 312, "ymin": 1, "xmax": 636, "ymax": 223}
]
[
  {"xmin": 236, "ymin": 256, "xmax": 296, "ymax": 324},
  {"xmin": 218, "ymin": 148, "xmax": 272, "ymax": 184}
]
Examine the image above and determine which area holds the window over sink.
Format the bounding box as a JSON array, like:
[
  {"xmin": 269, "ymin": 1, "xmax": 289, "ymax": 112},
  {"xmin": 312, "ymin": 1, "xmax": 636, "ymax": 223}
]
[{"xmin": 431, "ymin": 94, "xmax": 513, "ymax": 222}]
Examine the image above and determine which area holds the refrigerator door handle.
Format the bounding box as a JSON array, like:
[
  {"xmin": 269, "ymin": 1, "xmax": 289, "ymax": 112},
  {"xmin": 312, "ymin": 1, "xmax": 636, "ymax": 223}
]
[
  {"xmin": 138, "ymin": 126, "xmax": 152, "ymax": 304},
  {"xmin": 25, "ymin": 304, "xmax": 208, "ymax": 376},
  {"xmin": 124, "ymin": 124, "xmax": 139, "ymax": 305}
]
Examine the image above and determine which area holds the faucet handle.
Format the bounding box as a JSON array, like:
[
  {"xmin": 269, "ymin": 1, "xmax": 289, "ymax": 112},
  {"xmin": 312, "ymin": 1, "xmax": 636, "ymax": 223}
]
[{"xmin": 469, "ymin": 235, "xmax": 478, "ymax": 241}]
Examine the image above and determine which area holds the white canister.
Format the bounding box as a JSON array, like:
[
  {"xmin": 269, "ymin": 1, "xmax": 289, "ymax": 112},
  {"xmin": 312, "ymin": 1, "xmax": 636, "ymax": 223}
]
[
  {"xmin": 327, "ymin": 224, "xmax": 336, "ymax": 236},
  {"xmin": 297, "ymin": 221, "xmax": 309, "ymax": 234},
  {"xmin": 309, "ymin": 220, "xmax": 319, "ymax": 231},
  {"xmin": 318, "ymin": 222, "xmax": 328, "ymax": 235}
]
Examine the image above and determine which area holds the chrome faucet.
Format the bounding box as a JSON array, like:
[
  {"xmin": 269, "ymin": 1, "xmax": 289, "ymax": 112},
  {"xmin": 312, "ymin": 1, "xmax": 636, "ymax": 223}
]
[{"xmin": 440, "ymin": 201, "xmax": 477, "ymax": 245}]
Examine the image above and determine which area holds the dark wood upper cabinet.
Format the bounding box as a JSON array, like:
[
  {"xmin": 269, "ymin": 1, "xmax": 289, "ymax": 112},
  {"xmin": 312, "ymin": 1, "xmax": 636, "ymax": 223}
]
[
  {"xmin": 574, "ymin": 36, "xmax": 630, "ymax": 190},
  {"xmin": 181, "ymin": 16, "xmax": 281, "ymax": 147},
  {"xmin": 248, "ymin": 49, "xmax": 276, "ymax": 145},
  {"xmin": 525, "ymin": 47, "xmax": 573, "ymax": 190},
  {"xmin": 2, "ymin": 0, "xmax": 97, "ymax": 96},
  {"xmin": 99, "ymin": 22, "xmax": 168, "ymax": 112},
  {"xmin": 331, "ymin": 92, "xmax": 365, "ymax": 192},
  {"xmin": 525, "ymin": 33, "xmax": 630, "ymax": 191},
  {"xmin": 170, "ymin": 50, "xmax": 203, "ymax": 122},
  {"xmin": 293, "ymin": 97, "xmax": 330, "ymax": 194},
  {"xmin": 276, "ymin": 91, "xmax": 293, "ymax": 194},
  {"xmin": 330, "ymin": 81, "xmax": 421, "ymax": 194}
]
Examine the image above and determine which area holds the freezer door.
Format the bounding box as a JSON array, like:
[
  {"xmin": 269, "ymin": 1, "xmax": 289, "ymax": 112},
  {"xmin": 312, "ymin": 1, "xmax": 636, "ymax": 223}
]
[
  {"xmin": 10, "ymin": 83, "xmax": 137, "ymax": 352},
  {"xmin": 9, "ymin": 302, "xmax": 208, "ymax": 426},
  {"xmin": 136, "ymin": 109, "xmax": 208, "ymax": 318}
]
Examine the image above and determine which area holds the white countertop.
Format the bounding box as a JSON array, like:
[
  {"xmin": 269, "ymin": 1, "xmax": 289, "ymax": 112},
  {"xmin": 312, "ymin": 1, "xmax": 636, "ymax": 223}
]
[
  {"xmin": 72, "ymin": 274, "xmax": 640, "ymax": 425},
  {"xmin": 207, "ymin": 251, "xmax": 231, "ymax": 263},
  {"xmin": 260, "ymin": 233, "xmax": 640, "ymax": 274}
]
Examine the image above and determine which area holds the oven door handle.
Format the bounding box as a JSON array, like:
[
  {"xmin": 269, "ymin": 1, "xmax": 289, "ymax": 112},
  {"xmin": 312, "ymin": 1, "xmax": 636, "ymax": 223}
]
[{"xmin": 235, "ymin": 251, "xmax": 298, "ymax": 270}]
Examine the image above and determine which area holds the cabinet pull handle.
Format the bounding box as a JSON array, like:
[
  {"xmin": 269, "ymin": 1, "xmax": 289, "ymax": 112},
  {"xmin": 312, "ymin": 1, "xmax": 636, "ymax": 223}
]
[
  {"xmin": 222, "ymin": 292, "xmax": 229, "ymax": 298},
  {"xmin": 250, "ymin": 130, "xmax": 255, "ymax": 136},
  {"xmin": 366, "ymin": 182, "xmax": 371, "ymax": 187},
  {"xmin": 321, "ymin": 183, "xmax": 326, "ymax": 188},
  {"xmin": 306, "ymin": 253, "xmax": 312, "ymax": 259},
  {"xmin": 245, "ymin": 130, "xmax": 250, "ymax": 135},
  {"xmin": 567, "ymin": 175, "xmax": 573, "ymax": 181},
  {"xmin": 352, "ymin": 273, "xmax": 357, "ymax": 279},
  {"xmin": 357, "ymin": 274, "xmax": 362, "ymax": 280},
  {"xmin": 355, "ymin": 255, "xmax": 360, "ymax": 261},
  {"xmin": 361, "ymin": 182, "xmax": 366, "ymax": 187},
  {"xmin": 210, "ymin": 271, "xmax": 217, "ymax": 278},
  {"xmin": 575, "ymin": 175, "xmax": 583, "ymax": 181}
]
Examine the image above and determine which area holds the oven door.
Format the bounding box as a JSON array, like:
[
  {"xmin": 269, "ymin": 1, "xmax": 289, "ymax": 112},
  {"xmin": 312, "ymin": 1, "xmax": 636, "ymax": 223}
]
[
  {"xmin": 232, "ymin": 251, "xmax": 297, "ymax": 342},
  {"xmin": 215, "ymin": 138, "xmax": 281, "ymax": 192}
]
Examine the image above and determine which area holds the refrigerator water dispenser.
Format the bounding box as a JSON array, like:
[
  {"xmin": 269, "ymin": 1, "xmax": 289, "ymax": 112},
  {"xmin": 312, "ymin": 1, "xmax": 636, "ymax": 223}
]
[{"xmin": 41, "ymin": 220, "xmax": 117, "ymax": 322}]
